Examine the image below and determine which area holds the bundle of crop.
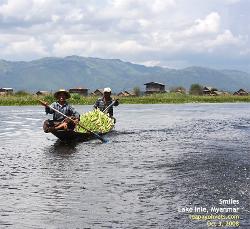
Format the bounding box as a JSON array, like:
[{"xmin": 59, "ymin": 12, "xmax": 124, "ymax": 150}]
[{"xmin": 75, "ymin": 109, "xmax": 115, "ymax": 133}]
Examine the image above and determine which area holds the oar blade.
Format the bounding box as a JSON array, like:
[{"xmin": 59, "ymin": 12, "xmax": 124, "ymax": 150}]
[
  {"xmin": 77, "ymin": 123, "xmax": 108, "ymax": 143},
  {"xmin": 93, "ymin": 133, "xmax": 108, "ymax": 143}
]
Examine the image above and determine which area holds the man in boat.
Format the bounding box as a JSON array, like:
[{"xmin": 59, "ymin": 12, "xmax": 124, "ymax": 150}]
[
  {"xmin": 93, "ymin": 87, "xmax": 119, "ymax": 118},
  {"xmin": 43, "ymin": 89, "xmax": 80, "ymax": 133}
]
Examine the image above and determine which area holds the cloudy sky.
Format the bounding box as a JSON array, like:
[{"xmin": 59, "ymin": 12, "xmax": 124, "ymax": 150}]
[{"xmin": 0, "ymin": 0, "xmax": 249, "ymax": 72}]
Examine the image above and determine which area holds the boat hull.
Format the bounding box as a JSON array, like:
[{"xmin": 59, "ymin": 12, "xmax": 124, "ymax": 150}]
[{"xmin": 51, "ymin": 130, "xmax": 107, "ymax": 142}]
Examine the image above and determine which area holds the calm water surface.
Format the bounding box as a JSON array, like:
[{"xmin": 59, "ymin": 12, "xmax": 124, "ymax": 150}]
[{"xmin": 0, "ymin": 104, "xmax": 249, "ymax": 228}]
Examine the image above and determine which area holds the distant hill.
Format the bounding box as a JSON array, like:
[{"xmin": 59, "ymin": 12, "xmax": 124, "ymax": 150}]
[{"xmin": 0, "ymin": 56, "xmax": 250, "ymax": 92}]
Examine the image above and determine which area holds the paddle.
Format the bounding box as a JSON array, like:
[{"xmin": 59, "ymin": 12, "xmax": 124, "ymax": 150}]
[
  {"xmin": 103, "ymin": 99, "xmax": 118, "ymax": 113},
  {"xmin": 38, "ymin": 100, "xmax": 108, "ymax": 143}
]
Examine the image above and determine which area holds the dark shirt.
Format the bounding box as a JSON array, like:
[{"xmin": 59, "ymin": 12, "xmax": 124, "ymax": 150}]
[
  {"xmin": 93, "ymin": 97, "xmax": 119, "ymax": 117},
  {"xmin": 45, "ymin": 101, "xmax": 80, "ymax": 121}
]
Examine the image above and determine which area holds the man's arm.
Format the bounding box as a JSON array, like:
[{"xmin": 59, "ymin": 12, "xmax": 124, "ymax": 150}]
[
  {"xmin": 113, "ymin": 99, "xmax": 119, "ymax": 106},
  {"xmin": 45, "ymin": 102, "xmax": 56, "ymax": 114},
  {"xmin": 93, "ymin": 99, "xmax": 100, "ymax": 109},
  {"xmin": 69, "ymin": 106, "xmax": 80, "ymax": 120}
]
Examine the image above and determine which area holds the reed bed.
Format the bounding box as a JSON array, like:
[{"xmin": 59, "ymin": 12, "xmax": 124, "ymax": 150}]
[
  {"xmin": 120, "ymin": 93, "xmax": 250, "ymax": 104},
  {"xmin": 0, "ymin": 94, "xmax": 97, "ymax": 106},
  {"xmin": 1, "ymin": 93, "xmax": 250, "ymax": 106}
]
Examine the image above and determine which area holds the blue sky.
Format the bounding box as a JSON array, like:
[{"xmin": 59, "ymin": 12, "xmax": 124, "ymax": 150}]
[{"xmin": 0, "ymin": 0, "xmax": 249, "ymax": 72}]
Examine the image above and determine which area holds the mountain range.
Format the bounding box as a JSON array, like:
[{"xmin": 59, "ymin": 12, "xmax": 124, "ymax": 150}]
[{"xmin": 0, "ymin": 55, "xmax": 250, "ymax": 93}]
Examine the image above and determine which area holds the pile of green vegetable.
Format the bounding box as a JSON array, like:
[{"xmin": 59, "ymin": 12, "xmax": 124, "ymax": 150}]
[{"xmin": 75, "ymin": 109, "xmax": 115, "ymax": 133}]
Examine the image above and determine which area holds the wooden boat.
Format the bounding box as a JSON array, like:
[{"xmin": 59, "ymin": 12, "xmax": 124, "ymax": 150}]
[
  {"xmin": 40, "ymin": 99, "xmax": 117, "ymax": 143},
  {"xmin": 51, "ymin": 129, "xmax": 109, "ymax": 142}
]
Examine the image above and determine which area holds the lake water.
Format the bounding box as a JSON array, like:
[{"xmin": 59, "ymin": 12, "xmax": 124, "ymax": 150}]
[{"xmin": 0, "ymin": 104, "xmax": 249, "ymax": 229}]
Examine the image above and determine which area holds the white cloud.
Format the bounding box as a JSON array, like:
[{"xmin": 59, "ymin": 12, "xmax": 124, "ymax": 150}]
[
  {"xmin": 115, "ymin": 40, "xmax": 150, "ymax": 54},
  {"xmin": 0, "ymin": 0, "xmax": 67, "ymax": 25},
  {"xmin": 0, "ymin": 0, "xmax": 28, "ymax": 16},
  {"xmin": 224, "ymin": 0, "xmax": 241, "ymax": 4},
  {"xmin": 3, "ymin": 37, "xmax": 48, "ymax": 58},
  {"xmin": 0, "ymin": 0, "xmax": 31, "ymax": 20},
  {"xmin": 52, "ymin": 34, "xmax": 117, "ymax": 58},
  {"xmin": 0, "ymin": 0, "xmax": 249, "ymax": 71},
  {"xmin": 52, "ymin": 35, "xmax": 91, "ymax": 56},
  {"xmin": 205, "ymin": 30, "xmax": 241, "ymax": 48},
  {"xmin": 183, "ymin": 12, "xmax": 220, "ymax": 37},
  {"xmin": 64, "ymin": 9, "xmax": 84, "ymax": 22},
  {"xmin": 150, "ymin": 0, "xmax": 176, "ymax": 13}
]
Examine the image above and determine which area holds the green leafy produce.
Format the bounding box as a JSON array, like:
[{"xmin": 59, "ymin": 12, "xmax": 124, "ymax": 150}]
[{"xmin": 75, "ymin": 109, "xmax": 115, "ymax": 133}]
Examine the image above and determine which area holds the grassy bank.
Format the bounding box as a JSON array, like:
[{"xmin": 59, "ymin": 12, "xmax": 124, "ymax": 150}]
[
  {"xmin": 0, "ymin": 94, "xmax": 97, "ymax": 106},
  {"xmin": 1, "ymin": 93, "xmax": 250, "ymax": 106},
  {"xmin": 120, "ymin": 93, "xmax": 250, "ymax": 104}
]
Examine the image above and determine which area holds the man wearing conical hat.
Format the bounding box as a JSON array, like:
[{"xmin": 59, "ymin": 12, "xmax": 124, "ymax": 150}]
[{"xmin": 43, "ymin": 89, "xmax": 80, "ymax": 132}]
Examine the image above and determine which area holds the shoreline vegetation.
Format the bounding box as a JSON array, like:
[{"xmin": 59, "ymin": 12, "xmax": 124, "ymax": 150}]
[{"xmin": 1, "ymin": 93, "xmax": 250, "ymax": 106}]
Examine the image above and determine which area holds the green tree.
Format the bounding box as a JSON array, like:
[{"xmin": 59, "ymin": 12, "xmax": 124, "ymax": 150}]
[
  {"xmin": 133, "ymin": 86, "xmax": 141, "ymax": 96},
  {"xmin": 189, "ymin": 84, "xmax": 203, "ymax": 95}
]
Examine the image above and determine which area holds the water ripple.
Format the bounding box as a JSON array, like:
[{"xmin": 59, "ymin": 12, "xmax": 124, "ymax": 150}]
[{"xmin": 0, "ymin": 104, "xmax": 249, "ymax": 228}]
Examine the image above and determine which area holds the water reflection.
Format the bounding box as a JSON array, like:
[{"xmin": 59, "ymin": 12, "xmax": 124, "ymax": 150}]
[{"xmin": 44, "ymin": 140, "xmax": 78, "ymax": 156}]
